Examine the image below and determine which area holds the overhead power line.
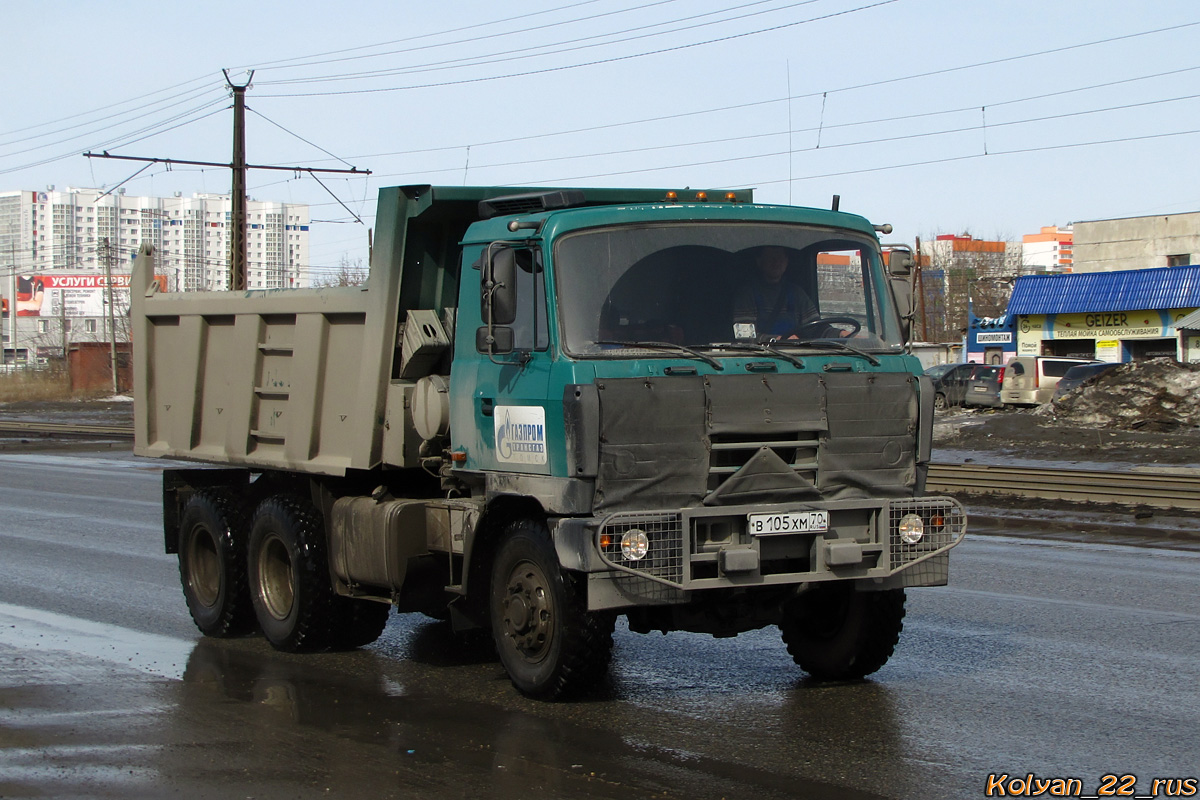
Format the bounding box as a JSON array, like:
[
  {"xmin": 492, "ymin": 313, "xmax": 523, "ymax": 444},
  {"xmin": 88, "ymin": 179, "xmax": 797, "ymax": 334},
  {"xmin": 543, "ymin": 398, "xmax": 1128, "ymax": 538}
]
[
  {"xmin": 256, "ymin": 16, "xmax": 1198, "ymax": 98},
  {"xmin": 255, "ymin": 0, "xmax": 900, "ymax": 97},
  {"xmin": 256, "ymin": 0, "xmax": 819, "ymax": 86},
  {"xmin": 0, "ymin": 84, "xmax": 226, "ymax": 151},
  {"xmin": 3, "ymin": 0, "xmax": 617, "ymax": 145},
  {"xmin": 240, "ymin": 0, "xmax": 614, "ymax": 71},
  {"xmin": 251, "ymin": 0, "xmax": 690, "ymax": 74},
  {"xmin": 271, "ymin": 62, "xmax": 1200, "ymax": 174},
  {"xmin": 765, "ymin": 128, "xmax": 1200, "ymax": 186},
  {"xmin": 0, "ymin": 74, "xmax": 219, "ymax": 139},
  {"xmin": 0, "ymin": 101, "xmax": 230, "ymax": 177},
  {"xmin": 312, "ymin": 86, "xmax": 1200, "ymax": 185}
]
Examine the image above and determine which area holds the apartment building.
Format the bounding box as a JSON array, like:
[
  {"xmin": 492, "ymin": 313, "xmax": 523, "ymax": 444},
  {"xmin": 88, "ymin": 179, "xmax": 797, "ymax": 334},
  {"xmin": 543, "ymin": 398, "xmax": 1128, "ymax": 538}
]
[
  {"xmin": 1, "ymin": 187, "xmax": 309, "ymax": 362},
  {"xmin": 0, "ymin": 187, "xmax": 310, "ymax": 291},
  {"xmin": 1022, "ymin": 225, "xmax": 1073, "ymax": 272}
]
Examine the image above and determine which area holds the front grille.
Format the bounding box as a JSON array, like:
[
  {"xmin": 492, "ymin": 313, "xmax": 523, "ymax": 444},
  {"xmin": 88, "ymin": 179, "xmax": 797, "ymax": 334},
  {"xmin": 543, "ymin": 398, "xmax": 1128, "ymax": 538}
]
[
  {"xmin": 707, "ymin": 432, "xmax": 820, "ymax": 491},
  {"xmin": 598, "ymin": 512, "xmax": 684, "ymax": 586},
  {"xmin": 888, "ymin": 498, "xmax": 967, "ymax": 571}
]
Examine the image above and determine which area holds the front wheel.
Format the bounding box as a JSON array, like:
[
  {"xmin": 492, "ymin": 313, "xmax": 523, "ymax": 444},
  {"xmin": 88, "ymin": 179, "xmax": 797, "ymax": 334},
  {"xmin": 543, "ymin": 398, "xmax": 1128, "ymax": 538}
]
[
  {"xmin": 934, "ymin": 392, "xmax": 948, "ymax": 412},
  {"xmin": 780, "ymin": 585, "xmax": 905, "ymax": 680},
  {"xmin": 490, "ymin": 520, "xmax": 615, "ymax": 700}
]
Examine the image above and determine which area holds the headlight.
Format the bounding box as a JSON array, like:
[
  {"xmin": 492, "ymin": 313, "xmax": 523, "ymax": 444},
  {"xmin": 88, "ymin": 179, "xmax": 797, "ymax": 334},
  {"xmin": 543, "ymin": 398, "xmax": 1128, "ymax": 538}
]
[
  {"xmin": 897, "ymin": 513, "xmax": 924, "ymax": 544},
  {"xmin": 620, "ymin": 529, "xmax": 649, "ymax": 561}
]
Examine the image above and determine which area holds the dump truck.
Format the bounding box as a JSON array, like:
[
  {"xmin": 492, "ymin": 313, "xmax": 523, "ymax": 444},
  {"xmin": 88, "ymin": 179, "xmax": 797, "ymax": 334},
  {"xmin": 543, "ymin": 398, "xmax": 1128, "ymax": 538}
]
[{"xmin": 132, "ymin": 185, "xmax": 966, "ymax": 699}]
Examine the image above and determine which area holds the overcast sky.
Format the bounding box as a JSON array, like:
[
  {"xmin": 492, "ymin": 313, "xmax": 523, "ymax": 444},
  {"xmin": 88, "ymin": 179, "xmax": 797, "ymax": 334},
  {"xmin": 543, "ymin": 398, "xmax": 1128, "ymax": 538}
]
[{"xmin": 2, "ymin": 0, "xmax": 1197, "ymax": 277}]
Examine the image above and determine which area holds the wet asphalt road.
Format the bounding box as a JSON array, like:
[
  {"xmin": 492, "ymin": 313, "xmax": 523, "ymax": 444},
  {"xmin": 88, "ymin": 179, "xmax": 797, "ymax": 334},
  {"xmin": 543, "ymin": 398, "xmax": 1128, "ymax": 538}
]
[{"xmin": 0, "ymin": 449, "xmax": 1197, "ymax": 800}]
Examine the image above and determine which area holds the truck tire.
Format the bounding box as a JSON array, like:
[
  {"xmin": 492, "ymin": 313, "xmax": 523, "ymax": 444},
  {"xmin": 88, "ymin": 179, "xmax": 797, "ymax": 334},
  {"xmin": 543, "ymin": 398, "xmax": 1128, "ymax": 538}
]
[
  {"xmin": 329, "ymin": 597, "xmax": 391, "ymax": 650},
  {"xmin": 247, "ymin": 495, "xmax": 335, "ymax": 652},
  {"xmin": 178, "ymin": 489, "xmax": 255, "ymax": 637},
  {"xmin": 780, "ymin": 585, "xmax": 905, "ymax": 680},
  {"xmin": 490, "ymin": 520, "xmax": 615, "ymax": 700}
]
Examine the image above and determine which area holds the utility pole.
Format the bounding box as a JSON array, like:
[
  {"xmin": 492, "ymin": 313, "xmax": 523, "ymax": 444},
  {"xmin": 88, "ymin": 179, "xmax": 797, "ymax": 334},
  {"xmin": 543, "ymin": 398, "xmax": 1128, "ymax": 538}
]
[
  {"xmin": 226, "ymin": 69, "xmax": 251, "ymax": 291},
  {"xmin": 60, "ymin": 275, "xmax": 68, "ymax": 364},
  {"xmin": 103, "ymin": 238, "xmax": 118, "ymax": 394},
  {"xmin": 8, "ymin": 241, "xmax": 16, "ymax": 367},
  {"xmin": 85, "ymin": 72, "xmax": 369, "ymax": 293},
  {"xmin": 914, "ymin": 236, "xmax": 927, "ymax": 342}
]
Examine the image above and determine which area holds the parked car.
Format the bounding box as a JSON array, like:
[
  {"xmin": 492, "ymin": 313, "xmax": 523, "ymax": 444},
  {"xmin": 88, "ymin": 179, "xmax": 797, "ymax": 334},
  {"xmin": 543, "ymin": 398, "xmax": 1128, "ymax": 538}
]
[
  {"xmin": 1051, "ymin": 361, "xmax": 1122, "ymax": 399},
  {"xmin": 1001, "ymin": 356, "xmax": 1098, "ymax": 406},
  {"xmin": 924, "ymin": 362, "xmax": 1005, "ymax": 411},
  {"xmin": 963, "ymin": 365, "xmax": 1006, "ymax": 408}
]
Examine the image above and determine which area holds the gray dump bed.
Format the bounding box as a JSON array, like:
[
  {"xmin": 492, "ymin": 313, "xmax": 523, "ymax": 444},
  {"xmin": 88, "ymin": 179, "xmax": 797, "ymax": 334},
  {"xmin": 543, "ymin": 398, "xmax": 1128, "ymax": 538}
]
[{"xmin": 131, "ymin": 185, "xmax": 502, "ymax": 475}]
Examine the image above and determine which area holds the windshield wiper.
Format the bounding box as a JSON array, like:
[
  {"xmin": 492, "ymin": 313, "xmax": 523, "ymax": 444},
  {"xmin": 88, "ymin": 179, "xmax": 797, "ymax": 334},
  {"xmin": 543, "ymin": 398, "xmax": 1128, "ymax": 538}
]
[
  {"xmin": 774, "ymin": 338, "xmax": 881, "ymax": 366},
  {"xmin": 701, "ymin": 342, "xmax": 805, "ymax": 368},
  {"xmin": 594, "ymin": 340, "xmax": 724, "ymax": 369}
]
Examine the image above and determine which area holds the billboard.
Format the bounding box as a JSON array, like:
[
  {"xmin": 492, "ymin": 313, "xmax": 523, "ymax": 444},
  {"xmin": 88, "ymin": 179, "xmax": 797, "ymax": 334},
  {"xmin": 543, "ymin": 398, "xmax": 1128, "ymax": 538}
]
[{"xmin": 9, "ymin": 274, "xmax": 166, "ymax": 318}]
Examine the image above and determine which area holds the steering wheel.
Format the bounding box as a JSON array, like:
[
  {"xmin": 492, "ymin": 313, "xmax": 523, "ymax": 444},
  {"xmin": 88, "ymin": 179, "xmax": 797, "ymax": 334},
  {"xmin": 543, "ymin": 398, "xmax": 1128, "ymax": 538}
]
[{"xmin": 793, "ymin": 315, "xmax": 861, "ymax": 339}]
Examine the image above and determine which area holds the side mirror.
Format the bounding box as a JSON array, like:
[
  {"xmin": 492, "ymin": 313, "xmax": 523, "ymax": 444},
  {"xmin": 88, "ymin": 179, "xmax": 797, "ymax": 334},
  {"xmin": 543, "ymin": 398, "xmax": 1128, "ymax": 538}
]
[
  {"xmin": 889, "ymin": 275, "xmax": 914, "ymax": 344},
  {"xmin": 482, "ymin": 246, "xmax": 517, "ymax": 326},
  {"xmin": 476, "ymin": 325, "xmax": 514, "ymax": 354},
  {"xmin": 884, "ymin": 247, "xmax": 914, "ymax": 277},
  {"xmin": 882, "ymin": 246, "xmax": 915, "ymax": 343},
  {"xmin": 479, "ymin": 245, "xmax": 517, "ymax": 356}
]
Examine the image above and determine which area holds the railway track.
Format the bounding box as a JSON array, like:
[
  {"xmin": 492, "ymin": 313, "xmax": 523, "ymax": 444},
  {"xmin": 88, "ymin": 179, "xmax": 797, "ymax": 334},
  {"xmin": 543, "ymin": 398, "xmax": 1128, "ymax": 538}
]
[
  {"xmin": 927, "ymin": 463, "xmax": 1200, "ymax": 510},
  {"xmin": 2, "ymin": 422, "xmax": 1197, "ymax": 509},
  {"xmin": 0, "ymin": 420, "xmax": 135, "ymax": 439}
]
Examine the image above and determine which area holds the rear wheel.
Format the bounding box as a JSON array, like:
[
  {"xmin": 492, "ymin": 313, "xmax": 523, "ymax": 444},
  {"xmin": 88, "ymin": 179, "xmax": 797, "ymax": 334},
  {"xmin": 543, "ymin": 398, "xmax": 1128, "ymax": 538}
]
[
  {"xmin": 178, "ymin": 490, "xmax": 255, "ymax": 637},
  {"xmin": 780, "ymin": 584, "xmax": 905, "ymax": 680},
  {"xmin": 247, "ymin": 495, "xmax": 335, "ymax": 652},
  {"xmin": 490, "ymin": 520, "xmax": 615, "ymax": 700}
]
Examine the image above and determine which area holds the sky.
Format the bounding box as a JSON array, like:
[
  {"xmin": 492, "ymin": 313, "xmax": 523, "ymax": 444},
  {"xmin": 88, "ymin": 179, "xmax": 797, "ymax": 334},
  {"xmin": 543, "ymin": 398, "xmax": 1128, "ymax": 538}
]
[{"xmin": 2, "ymin": 0, "xmax": 1198, "ymax": 280}]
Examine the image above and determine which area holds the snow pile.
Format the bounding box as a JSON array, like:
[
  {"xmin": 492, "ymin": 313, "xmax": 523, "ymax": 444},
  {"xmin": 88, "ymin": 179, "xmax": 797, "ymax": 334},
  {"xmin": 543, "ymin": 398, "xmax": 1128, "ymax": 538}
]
[{"xmin": 1038, "ymin": 358, "xmax": 1200, "ymax": 431}]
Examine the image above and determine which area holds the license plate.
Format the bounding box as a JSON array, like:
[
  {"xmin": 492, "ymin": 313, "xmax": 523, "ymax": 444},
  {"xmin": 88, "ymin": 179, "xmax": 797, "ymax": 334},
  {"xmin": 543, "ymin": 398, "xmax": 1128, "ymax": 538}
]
[
  {"xmin": 972, "ymin": 385, "xmax": 989, "ymax": 392},
  {"xmin": 747, "ymin": 511, "xmax": 829, "ymax": 535}
]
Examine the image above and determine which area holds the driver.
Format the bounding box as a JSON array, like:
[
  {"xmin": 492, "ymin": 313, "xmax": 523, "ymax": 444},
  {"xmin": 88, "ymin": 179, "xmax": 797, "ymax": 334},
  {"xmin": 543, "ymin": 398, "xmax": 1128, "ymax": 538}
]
[{"xmin": 732, "ymin": 246, "xmax": 818, "ymax": 340}]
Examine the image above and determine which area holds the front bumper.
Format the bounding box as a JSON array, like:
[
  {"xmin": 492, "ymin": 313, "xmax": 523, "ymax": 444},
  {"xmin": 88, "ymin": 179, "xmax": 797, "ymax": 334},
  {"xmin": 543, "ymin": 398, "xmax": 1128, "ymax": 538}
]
[{"xmin": 555, "ymin": 496, "xmax": 966, "ymax": 605}]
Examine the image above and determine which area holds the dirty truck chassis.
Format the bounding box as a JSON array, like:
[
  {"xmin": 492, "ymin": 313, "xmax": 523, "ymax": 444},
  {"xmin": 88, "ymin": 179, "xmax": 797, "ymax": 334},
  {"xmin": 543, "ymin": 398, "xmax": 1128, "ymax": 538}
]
[{"xmin": 164, "ymin": 465, "xmax": 964, "ymax": 635}]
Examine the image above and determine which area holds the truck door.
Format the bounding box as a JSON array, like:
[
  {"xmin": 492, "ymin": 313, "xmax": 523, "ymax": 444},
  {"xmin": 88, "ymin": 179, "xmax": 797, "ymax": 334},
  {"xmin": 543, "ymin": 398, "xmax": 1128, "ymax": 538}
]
[{"xmin": 467, "ymin": 245, "xmax": 553, "ymax": 475}]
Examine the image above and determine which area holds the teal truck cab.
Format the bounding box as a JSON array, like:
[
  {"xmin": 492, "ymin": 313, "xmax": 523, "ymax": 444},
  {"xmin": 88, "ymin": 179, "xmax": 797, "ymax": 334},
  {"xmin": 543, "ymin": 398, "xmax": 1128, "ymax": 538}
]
[{"xmin": 133, "ymin": 185, "xmax": 965, "ymax": 700}]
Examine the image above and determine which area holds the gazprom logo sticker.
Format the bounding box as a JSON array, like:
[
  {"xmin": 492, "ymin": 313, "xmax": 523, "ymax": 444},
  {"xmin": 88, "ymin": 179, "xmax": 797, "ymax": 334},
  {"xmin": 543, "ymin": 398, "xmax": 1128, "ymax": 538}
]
[{"xmin": 494, "ymin": 406, "xmax": 547, "ymax": 465}]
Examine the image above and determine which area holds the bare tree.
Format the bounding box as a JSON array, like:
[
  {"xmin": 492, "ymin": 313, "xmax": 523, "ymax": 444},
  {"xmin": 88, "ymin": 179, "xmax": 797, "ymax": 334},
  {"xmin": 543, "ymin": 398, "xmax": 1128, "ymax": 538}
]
[
  {"xmin": 313, "ymin": 255, "xmax": 368, "ymax": 287},
  {"xmin": 919, "ymin": 234, "xmax": 1024, "ymax": 342}
]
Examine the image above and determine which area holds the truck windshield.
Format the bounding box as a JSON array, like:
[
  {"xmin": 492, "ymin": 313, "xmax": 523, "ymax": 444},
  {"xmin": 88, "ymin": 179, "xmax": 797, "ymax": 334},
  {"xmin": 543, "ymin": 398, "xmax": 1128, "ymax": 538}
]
[{"xmin": 553, "ymin": 222, "xmax": 904, "ymax": 357}]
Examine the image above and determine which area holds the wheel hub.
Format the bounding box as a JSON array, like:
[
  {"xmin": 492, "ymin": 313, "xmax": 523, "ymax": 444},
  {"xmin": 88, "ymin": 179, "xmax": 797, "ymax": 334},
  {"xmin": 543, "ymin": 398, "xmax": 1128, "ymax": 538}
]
[
  {"xmin": 257, "ymin": 532, "xmax": 295, "ymax": 621},
  {"xmin": 502, "ymin": 564, "xmax": 552, "ymax": 659},
  {"xmin": 188, "ymin": 528, "xmax": 221, "ymax": 607}
]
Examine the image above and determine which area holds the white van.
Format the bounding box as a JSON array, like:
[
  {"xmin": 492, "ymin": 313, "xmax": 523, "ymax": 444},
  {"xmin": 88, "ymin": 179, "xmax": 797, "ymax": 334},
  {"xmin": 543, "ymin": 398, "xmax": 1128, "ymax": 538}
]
[{"xmin": 1000, "ymin": 356, "xmax": 1098, "ymax": 406}]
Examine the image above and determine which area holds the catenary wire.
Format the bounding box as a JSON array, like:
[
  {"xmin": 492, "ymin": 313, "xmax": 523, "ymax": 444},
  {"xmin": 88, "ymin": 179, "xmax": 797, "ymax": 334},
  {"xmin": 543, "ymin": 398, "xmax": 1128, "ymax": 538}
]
[
  {"xmin": 288, "ymin": 62, "xmax": 1200, "ymax": 166},
  {"xmin": 238, "ymin": 0, "xmax": 613, "ymax": 71},
  {"xmin": 0, "ymin": 84, "xmax": 227, "ymax": 152},
  {"xmin": 255, "ymin": 1, "xmax": 899, "ymax": 97},
  {"xmin": 252, "ymin": 0, "xmax": 696, "ymax": 75},
  {"xmin": 0, "ymin": 101, "xmax": 230, "ymax": 177},
  {"xmin": 257, "ymin": 0, "xmax": 820, "ymax": 86},
  {"xmin": 341, "ymin": 92, "xmax": 1200, "ymax": 184}
]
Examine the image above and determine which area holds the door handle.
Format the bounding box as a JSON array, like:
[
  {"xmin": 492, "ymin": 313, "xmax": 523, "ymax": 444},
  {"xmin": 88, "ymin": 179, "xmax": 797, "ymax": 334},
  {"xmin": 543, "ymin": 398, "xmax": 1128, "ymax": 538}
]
[{"xmin": 480, "ymin": 397, "xmax": 494, "ymax": 417}]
